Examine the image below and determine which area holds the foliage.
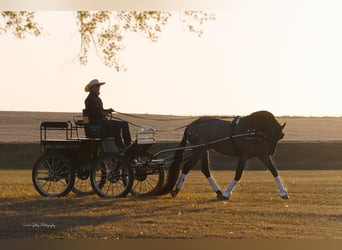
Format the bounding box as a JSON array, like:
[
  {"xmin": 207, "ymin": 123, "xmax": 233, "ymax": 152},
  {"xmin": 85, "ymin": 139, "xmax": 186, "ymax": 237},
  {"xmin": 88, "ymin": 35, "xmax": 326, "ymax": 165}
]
[
  {"xmin": 0, "ymin": 11, "xmax": 215, "ymax": 71},
  {"xmin": 0, "ymin": 11, "xmax": 41, "ymax": 39},
  {"xmin": 76, "ymin": 11, "xmax": 215, "ymax": 71}
]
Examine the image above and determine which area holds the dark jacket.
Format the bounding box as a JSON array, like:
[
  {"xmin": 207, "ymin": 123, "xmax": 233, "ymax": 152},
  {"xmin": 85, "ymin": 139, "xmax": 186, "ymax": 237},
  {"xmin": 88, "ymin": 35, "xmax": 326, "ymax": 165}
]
[{"xmin": 85, "ymin": 92, "xmax": 105, "ymax": 123}]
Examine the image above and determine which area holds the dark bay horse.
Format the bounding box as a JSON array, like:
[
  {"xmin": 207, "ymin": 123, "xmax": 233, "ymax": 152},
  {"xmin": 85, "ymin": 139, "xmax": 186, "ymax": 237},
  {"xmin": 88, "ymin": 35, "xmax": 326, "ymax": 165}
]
[{"xmin": 159, "ymin": 110, "xmax": 288, "ymax": 200}]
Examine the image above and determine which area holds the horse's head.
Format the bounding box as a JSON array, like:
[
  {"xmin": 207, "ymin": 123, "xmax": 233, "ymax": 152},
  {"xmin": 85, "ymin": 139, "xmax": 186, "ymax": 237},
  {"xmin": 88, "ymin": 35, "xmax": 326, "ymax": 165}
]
[
  {"xmin": 267, "ymin": 122, "xmax": 286, "ymax": 155},
  {"xmin": 245, "ymin": 111, "xmax": 286, "ymax": 155}
]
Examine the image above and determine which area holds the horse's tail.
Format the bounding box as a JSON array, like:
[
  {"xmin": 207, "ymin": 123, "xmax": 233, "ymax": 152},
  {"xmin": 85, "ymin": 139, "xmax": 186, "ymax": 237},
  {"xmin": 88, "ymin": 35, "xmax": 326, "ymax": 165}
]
[{"xmin": 157, "ymin": 127, "xmax": 188, "ymax": 195}]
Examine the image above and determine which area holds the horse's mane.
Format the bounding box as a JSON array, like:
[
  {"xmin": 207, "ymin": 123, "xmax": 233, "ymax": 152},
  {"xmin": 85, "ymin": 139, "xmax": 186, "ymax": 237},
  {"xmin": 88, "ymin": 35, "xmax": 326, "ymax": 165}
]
[{"xmin": 243, "ymin": 110, "xmax": 279, "ymax": 131}]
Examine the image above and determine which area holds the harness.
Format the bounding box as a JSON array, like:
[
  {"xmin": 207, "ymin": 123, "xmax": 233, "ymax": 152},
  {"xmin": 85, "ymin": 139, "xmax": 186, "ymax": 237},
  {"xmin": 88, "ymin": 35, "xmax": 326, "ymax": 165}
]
[
  {"xmin": 231, "ymin": 116, "xmax": 268, "ymax": 156},
  {"xmin": 231, "ymin": 116, "xmax": 241, "ymax": 155}
]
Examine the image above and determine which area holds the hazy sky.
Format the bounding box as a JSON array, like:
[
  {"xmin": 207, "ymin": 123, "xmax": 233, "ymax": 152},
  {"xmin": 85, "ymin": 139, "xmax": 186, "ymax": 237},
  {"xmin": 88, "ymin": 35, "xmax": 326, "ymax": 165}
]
[{"xmin": 2, "ymin": 1, "xmax": 342, "ymax": 116}]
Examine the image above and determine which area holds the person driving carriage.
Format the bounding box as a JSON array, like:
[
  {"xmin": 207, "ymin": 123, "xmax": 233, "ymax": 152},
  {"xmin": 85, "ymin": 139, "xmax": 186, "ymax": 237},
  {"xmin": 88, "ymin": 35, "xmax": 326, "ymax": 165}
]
[{"xmin": 84, "ymin": 79, "xmax": 132, "ymax": 151}]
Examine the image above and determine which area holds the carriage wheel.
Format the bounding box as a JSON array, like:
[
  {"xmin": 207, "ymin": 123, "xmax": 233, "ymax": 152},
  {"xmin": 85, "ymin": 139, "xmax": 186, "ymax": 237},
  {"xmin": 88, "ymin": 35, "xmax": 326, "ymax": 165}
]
[
  {"xmin": 131, "ymin": 165, "xmax": 165, "ymax": 196},
  {"xmin": 71, "ymin": 167, "xmax": 94, "ymax": 195},
  {"xmin": 90, "ymin": 153, "xmax": 134, "ymax": 198},
  {"xmin": 32, "ymin": 152, "xmax": 75, "ymax": 197},
  {"xmin": 130, "ymin": 153, "xmax": 165, "ymax": 196}
]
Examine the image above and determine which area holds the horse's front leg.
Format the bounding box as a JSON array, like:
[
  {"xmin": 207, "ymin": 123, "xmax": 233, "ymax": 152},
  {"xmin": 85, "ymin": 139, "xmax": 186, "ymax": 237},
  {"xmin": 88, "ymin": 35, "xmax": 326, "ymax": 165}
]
[
  {"xmin": 219, "ymin": 157, "xmax": 247, "ymax": 200},
  {"xmin": 258, "ymin": 154, "xmax": 289, "ymax": 199}
]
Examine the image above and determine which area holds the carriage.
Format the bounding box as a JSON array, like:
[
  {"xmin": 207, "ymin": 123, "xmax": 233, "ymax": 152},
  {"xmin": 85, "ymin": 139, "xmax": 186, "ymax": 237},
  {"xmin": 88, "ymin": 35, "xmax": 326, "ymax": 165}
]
[
  {"xmin": 32, "ymin": 110, "xmax": 289, "ymax": 200},
  {"xmin": 31, "ymin": 114, "xmax": 170, "ymax": 198}
]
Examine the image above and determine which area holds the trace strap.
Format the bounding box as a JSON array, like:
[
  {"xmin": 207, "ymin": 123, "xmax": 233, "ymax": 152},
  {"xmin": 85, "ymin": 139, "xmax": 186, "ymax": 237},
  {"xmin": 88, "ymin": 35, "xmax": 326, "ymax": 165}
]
[{"xmin": 153, "ymin": 131, "xmax": 256, "ymax": 158}]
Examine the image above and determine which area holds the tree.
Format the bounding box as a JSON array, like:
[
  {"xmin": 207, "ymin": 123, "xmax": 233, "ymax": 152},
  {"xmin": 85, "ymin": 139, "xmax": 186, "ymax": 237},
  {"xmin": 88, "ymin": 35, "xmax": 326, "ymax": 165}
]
[
  {"xmin": 1, "ymin": 11, "xmax": 215, "ymax": 71},
  {"xmin": 0, "ymin": 11, "xmax": 41, "ymax": 38}
]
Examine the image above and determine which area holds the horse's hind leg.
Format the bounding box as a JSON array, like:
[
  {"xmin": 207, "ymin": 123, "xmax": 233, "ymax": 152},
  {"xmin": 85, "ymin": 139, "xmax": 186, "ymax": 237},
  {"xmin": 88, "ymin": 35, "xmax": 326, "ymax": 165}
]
[
  {"xmin": 258, "ymin": 155, "xmax": 289, "ymax": 199},
  {"xmin": 171, "ymin": 149, "xmax": 202, "ymax": 198},
  {"xmin": 200, "ymin": 150, "xmax": 222, "ymax": 198}
]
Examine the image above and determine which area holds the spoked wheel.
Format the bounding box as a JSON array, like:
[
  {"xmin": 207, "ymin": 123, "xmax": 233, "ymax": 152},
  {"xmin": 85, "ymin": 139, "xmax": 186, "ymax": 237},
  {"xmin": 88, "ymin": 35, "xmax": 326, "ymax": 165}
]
[
  {"xmin": 130, "ymin": 153, "xmax": 165, "ymax": 196},
  {"xmin": 71, "ymin": 167, "xmax": 94, "ymax": 195},
  {"xmin": 32, "ymin": 152, "xmax": 75, "ymax": 197},
  {"xmin": 131, "ymin": 165, "xmax": 165, "ymax": 196},
  {"xmin": 91, "ymin": 153, "xmax": 134, "ymax": 198}
]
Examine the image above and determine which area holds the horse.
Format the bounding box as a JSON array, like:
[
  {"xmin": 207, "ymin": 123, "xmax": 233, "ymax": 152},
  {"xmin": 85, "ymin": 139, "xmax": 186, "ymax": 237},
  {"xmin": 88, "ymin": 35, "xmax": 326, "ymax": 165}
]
[{"xmin": 159, "ymin": 110, "xmax": 289, "ymax": 200}]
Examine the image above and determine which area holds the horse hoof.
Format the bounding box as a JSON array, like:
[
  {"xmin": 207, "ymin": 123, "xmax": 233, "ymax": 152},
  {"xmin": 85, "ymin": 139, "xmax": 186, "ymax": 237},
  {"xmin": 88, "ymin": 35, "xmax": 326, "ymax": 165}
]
[
  {"xmin": 280, "ymin": 191, "xmax": 289, "ymax": 199},
  {"xmin": 217, "ymin": 193, "xmax": 229, "ymax": 201},
  {"xmin": 216, "ymin": 190, "xmax": 223, "ymax": 199},
  {"xmin": 281, "ymin": 194, "xmax": 289, "ymax": 199},
  {"xmin": 170, "ymin": 189, "xmax": 179, "ymax": 198}
]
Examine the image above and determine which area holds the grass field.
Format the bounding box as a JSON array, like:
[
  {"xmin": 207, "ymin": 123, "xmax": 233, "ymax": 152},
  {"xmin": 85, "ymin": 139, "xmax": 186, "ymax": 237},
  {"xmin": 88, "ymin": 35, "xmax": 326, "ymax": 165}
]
[{"xmin": 1, "ymin": 169, "xmax": 341, "ymax": 239}]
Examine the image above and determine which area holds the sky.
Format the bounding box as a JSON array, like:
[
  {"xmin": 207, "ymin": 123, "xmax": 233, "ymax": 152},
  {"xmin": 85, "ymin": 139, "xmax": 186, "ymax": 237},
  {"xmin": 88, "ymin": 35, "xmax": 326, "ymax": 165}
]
[{"xmin": 2, "ymin": 1, "xmax": 342, "ymax": 117}]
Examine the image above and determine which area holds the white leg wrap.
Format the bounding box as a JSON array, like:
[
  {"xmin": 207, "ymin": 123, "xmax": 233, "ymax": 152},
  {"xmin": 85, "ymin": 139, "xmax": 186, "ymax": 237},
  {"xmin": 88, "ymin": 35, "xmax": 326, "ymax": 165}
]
[
  {"xmin": 275, "ymin": 176, "xmax": 285, "ymax": 192},
  {"xmin": 275, "ymin": 176, "xmax": 288, "ymax": 198},
  {"xmin": 207, "ymin": 176, "xmax": 220, "ymax": 192},
  {"xmin": 223, "ymin": 180, "xmax": 237, "ymax": 197},
  {"xmin": 176, "ymin": 173, "xmax": 187, "ymax": 190}
]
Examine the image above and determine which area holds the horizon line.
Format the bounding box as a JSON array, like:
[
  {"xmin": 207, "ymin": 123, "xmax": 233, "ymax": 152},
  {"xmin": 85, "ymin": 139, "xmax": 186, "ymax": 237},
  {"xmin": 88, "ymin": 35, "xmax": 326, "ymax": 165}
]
[{"xmin": 1, "ymin": 109, "xmax": 342, "ymax": 118}]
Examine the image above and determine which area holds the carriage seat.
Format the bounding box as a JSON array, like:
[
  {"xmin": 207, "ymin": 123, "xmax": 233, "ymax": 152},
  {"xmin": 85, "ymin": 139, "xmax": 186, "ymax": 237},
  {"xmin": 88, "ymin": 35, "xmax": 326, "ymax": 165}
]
[
  {"xmin": 80, "ymin": 109, "xmax": 119, "ymax": 153},
  {"xmin": 41, "ymin": 121, "xmax": 69, "ymax": 129},
  {"xmin": 40, "ymin": 121, "xmax": 73, "ymax": 143},
  {"xmin": 81, "ymin": 109, "xmax": 103, "ymax": 139}
]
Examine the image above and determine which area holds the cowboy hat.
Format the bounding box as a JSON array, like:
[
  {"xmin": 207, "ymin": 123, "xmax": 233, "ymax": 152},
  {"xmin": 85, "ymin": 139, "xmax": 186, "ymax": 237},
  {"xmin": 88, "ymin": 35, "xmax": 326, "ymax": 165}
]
[{"xmin": 84, "ymin": 79, "xmax": 106, "ymax": 92}]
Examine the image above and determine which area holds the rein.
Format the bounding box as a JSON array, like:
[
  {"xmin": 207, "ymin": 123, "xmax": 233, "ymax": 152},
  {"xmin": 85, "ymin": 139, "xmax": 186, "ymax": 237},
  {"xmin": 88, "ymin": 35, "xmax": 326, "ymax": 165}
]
[
  {"xmin": 112, "ymin": 110, "xmax": 235, "ymax": 133},
  {"xmin": 112, "ymin": 110, "xmax": 271, "ymax": 142},
  {"xmin": 111, "ymin": 114, "xmax": 189, "ymax": 132},
  {"xmin": 114, "ymin": 111, "xmax": 197, "ymax": 122}
]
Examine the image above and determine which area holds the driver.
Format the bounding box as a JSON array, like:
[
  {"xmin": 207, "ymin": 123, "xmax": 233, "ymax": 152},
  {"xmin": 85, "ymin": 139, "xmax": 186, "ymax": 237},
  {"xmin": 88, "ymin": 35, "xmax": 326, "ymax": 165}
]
[{"xmin": 84, "ymin": 79, "xmax": 132, "ymax": 151}]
